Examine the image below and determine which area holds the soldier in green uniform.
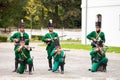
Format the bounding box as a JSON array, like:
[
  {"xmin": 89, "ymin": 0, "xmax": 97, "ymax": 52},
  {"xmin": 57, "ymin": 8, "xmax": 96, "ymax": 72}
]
[
  {"xmin": 90, "ymin": 46, "xmax": 108, "ymax": 72},
  {"xmin": 51, "ymin": 45, "xmax": 65, "ymax": 74},
  {"xmin": 10, "ymin": 20, "xmax": 29, "ymax": 72},
  {"xmin": 87, "ymin": 21, "xmax": 108, "ymax": 72},
  {"xmin": 15, "ymin": 40, "xmax": 33, "ymax": 74},
  {"xmin": 42, "ymin": 19, "xmax": 59, "ymax": 71}
]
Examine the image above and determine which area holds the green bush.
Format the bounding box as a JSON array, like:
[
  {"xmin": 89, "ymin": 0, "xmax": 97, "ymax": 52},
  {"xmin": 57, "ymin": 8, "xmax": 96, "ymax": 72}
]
[
  {"xmin": 31, "ymin": 35, "xmax": 43, "ymax": 41},
  {"xmin": 0, "ymin": 36, "xmax": 8, "ymax": 42}
]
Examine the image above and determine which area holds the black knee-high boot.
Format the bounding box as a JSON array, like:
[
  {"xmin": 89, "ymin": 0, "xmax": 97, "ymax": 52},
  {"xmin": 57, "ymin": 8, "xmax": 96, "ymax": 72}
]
[
  {"xmin": 103, "ymin": 64, "xmax": 107, "ymax": 72},
  {"xmin": 24, "ymin": 64, "xmax": 28, "ymax": 72},
  {"xmin": 13, "ymin": 60, "xmax": 19, "ymax": 72},
  {"xmin": 60, "ymin": 62, "xmax": 64, "ymax": 74},
  {"xmin": 29, "ymin": 63, "xmax": 33, "ymax": 75},
  {"xmin": 48, "ymin": 59, "xmax": 52, "ymax": 71}
]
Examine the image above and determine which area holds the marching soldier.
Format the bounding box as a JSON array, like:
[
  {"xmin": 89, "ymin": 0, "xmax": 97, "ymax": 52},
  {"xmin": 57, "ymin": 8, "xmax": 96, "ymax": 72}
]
[
  {"xmin": 10, "ymin": 20, "xmax": 29, "ymax": 72},
  {"xmin": 15, "ymin": 40, "xmax": 33, "ymax": 74},
  {"xmin": 86, "ymin": 14, "xmax": 108, "ymax": 72},
  {"xmin": 42, "ymin": 19, "xmax": 59, "ymax": 71},
  {"xmin": 51, "ymin": 45, "xmax": 65, "ymax": 74}
]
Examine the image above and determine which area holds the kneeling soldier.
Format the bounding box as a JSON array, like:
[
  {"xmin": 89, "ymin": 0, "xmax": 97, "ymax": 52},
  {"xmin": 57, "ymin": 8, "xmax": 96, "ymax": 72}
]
[
  {"xmin": 90, "ymin": 46, "xmax": 108, "ymax": 72},
  {"xmin": 15, "ymin": 40, "xmax": 33, "ymax": 75},
  {"xmin": 51, "ymin": 46, "xmax": 65, "ymax": 74}
]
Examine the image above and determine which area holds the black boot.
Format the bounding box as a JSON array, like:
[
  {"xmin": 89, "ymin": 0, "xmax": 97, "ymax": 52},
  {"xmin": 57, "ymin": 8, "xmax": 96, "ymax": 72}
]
[
  {"xmin": 29, "ymin": 63, "xmax": 33, "ymax": 75},
  {"xmin": 48, "ymin": 59, "xmax": 52, "ymax": 71},
  {"xmin": 24, "ymin": 64, "xmax": 28, "ymax": 72},
  {"xmin": 88, "ymin": 59, "xmax": 93, "ymax": 71},
  {"xmin": 13, "ymin": 61, "xmax": 18, "ymax": 72},
  {"xmin": 103, "ymin": 64, "xmax": 107, "ymax": 72},
  {"xmin": 60, "ymin": 62, "xmax": 64, "ymax": 74}
]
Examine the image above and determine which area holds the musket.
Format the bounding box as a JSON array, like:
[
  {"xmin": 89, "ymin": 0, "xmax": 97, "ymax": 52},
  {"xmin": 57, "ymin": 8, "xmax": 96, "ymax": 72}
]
[
  {"xmin": 24, "ymin": 45, "xmax": 35, "ymax": 50},
  {"xmin": 45, "ymin": 35, "xmax": 66, "ymax": 45},
  {"xmin": 91, "ymin": 39, "xmax": 109, "ymax": 56},
  {"xmin": 96, "ymin": 45, "xmax": 109, "ymax": 57}
]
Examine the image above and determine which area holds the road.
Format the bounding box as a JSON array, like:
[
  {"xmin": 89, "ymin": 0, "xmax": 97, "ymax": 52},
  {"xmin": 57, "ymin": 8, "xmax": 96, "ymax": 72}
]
[{"xmin": 0, "ymin": 42, "xmax": 120, "ymax": 80}]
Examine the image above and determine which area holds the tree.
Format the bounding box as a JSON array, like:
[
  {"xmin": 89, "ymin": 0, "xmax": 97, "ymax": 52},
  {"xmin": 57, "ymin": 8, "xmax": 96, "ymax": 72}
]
[
  {"xmin": 0, "ymin": 0, "xmax": 81, "ymax": 30},
  {"xmin": 0, "ymin": 0, "xmax": 28, "ymax": 31},
  {"xmin": 24, "ymin": 0, "xmax": 49, "ymax": 29},
  {"xmin": 42, "ymin": 0, "xmax": 81, "ymax": 28}
]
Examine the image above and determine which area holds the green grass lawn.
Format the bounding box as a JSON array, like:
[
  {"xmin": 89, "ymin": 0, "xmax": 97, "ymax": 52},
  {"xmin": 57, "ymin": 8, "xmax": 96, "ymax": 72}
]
[
  {"xmin": 60, "ymin": 40, "xmax": 81, "ymax": 42},
  {"xmin": 40, "ymin": 42, "xmax": 120, "ymax": 53},
  {"xmin": 61, "ymin": 44, "xmax": 120, "ymax": 53},
  {"xmin": 61, "ymin": 44, "xmax": 91, "ymax": 50}
]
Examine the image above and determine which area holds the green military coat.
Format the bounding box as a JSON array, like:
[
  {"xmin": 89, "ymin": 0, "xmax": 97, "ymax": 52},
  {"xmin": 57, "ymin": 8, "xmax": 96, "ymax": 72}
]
[
  {"xmin": 10, "ymin": 31, "xmax": 29, "ymax": 47},
  {"xmin": 10, "ymin": 31, "xmax": 29, "ymax": 61},
  {"xmin": 15, "ymin": 46, "xmax": 33, "ymax": 74},
  {"xmin": 87, "ymin": 31, "xmax": 105, "ymax": 42},
  {"xmin": 42, "ymin": 32, "xmax": 59, "ymax": 59},
  {"xmin": 90, "ymin": 48, "xmax": 107, "ymax": 62},
  {"xmin": 15, "ymin": 46, "xmax": 31, "ymax": 60},
  {"xmin": 51, "ymin": 48, "xmax": 65, "ymax": 63}
]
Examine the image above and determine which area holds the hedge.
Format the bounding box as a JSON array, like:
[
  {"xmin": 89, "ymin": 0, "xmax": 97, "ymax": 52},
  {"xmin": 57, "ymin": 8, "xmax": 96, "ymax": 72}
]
[
  {"xmin": 31, "ymin": 35, "xmax": 43, "ymax": 41},
  {"xmin": 0, "ymin": 36, "xmax": 8, "ymax": 42}
]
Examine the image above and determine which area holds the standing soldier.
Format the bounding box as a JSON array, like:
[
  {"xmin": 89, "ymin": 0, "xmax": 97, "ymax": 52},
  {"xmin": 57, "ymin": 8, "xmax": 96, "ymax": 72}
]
[
  {"xmin": 86, "ymin": 14, "xmax": 108, "ymax": 72},
  {"xmin": 15, "ymin": 40, "xmax": 33, "ymax": 74},
  {"xmin": 10, "ymin": 20, "xmax": 29, "ymax": 72},
  {"xmin": 51, "ymin": 45, "xmax": 65, "ymax": 74},
  {"xmin": 42, "ymin": 19, "xmax": 59, "ymax": 71}
]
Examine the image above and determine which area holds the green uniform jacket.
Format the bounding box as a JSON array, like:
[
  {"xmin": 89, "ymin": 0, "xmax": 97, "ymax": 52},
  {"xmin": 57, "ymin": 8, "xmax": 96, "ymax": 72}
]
[
  {"xmin": 87, "ymin": 31, "xmax": 105, "ymax": 42},
  {"xmin": 15, "ymin": 46, "xmax": 31, "ymax": 60},
  {"xmin": 10, "ymin": 31, "xmax": 29, "ymax": 46},
  {"xmin": 51, "ymin": 48, "xmax": 65, "ymax": 63},
  {"xmin": 90, "ymin": 48, "xmax": 107, "ymax": 62},
  {"xmin": 42, "ymin": 32, "xmax": 59, "ymax": 50}
]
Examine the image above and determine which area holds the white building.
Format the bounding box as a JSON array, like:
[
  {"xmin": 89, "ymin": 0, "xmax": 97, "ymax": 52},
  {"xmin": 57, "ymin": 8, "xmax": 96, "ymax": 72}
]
[{"xmin": 81, "ymin": 0, "xmax": 120, "ymax": 47}]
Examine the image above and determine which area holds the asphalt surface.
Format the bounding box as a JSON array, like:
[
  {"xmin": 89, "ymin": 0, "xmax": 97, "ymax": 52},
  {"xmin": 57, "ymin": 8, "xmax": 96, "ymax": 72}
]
[{"xmin": 0, "ymin": 42, "xmax": 120, "ymax": 80}]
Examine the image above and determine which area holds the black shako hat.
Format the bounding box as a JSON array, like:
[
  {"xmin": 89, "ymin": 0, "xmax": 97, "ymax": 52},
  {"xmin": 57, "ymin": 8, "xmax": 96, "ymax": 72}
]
[
  {"xmin": 18, "ymin": 19, "xmax": 24, "ymax": 28},
  {"xmin": 48, "ymin": 19, "xmax": 53, "ymax": 28},
  {"xmin": 95, "ymin": 22, "xmax": 101, "ymax": 28},
  {"xmin": 54, "ymin": 41, "xmax": 60, "ymax": 47},
  {"xmin": 19, "ymin": 22, "xmax": 24, "ymax": 28},
  {"xmin": 48, "ymin": 22, "xmax": 53, "ymax": 28}
]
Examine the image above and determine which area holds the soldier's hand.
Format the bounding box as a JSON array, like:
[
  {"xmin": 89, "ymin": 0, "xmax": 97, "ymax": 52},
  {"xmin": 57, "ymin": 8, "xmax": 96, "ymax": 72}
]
[
  {"xmin": 18, "ymin": 46, "xmax": 23, "ymax": 52},
  {"xmin": 14, "ymin": 39, "xmax": 19, "ymax": 42},
  {"xmin": 54, "ymin": 50, "xmax": 58, "ymax": 54},
  {"xmin": 95, "ymin": 48, "xmax": 99, "ymax": 52},
  {"xmin": 46, "ymin": 38, "xmax": 51, "ymax": 41},
  {"xmin": 98, "ymin": 37, "xmax": 101, "ymax": 41},
  {"xmin": 24, "ymin": 45, "xmax": 31, "ymax": 51},
  {"xmin": 20, "ymin": 45, "xmax": 23, "ymax": 49},
  {"xmin": 92, "ymin": 38, "xmax": 96, "ymax": 42},
  {"xmin": 54, "ymin": 37, "xmax": 58, "ymax": 40}
]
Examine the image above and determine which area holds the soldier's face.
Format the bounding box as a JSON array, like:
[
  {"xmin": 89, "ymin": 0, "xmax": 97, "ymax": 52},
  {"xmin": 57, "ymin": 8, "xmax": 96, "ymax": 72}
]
[
  {"xmin": 19, "ymin": 27, "xmax": 24, "ymax": 32},
  {"xmin": 56, "ymin": 48, "xmax": 60, "ymax": 55},
  {"xmin": 48, "ymin": 27, "xmax": 53, "ymax": 32},
  {"xmin": 96, "ymin": 27, "xmax": 101, "ymax": 32}
]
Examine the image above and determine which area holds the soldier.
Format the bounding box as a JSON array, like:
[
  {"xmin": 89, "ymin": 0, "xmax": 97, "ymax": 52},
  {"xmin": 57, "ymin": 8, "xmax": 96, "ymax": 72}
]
[
  {"xmin": 90, "ymin": 45, "xmax": 108, "ymax": 72},
  {"xmin": 15, "ymin": 40, "xmax": 33, "ymax": 75},
  {"xmin": 51, "ymin": 45, "xmax": 65, "ymax": 74},
  {"xmin": 42, "ymin": 19, "xmax": 59, "ymax": 71},
  {"xmin": 86, "ymin": 16, "xmax": 108, "ymax": 72},
  {"xmin": 10, "ymin": 20, "xmax": 29, "ymax": 72}
]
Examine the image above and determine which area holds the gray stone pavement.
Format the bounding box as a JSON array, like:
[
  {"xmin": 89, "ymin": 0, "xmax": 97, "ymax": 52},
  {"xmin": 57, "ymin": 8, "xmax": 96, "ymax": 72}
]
[{"xmin": 0, "ymin": 42, "xmax": 120, "ymax": 80}]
